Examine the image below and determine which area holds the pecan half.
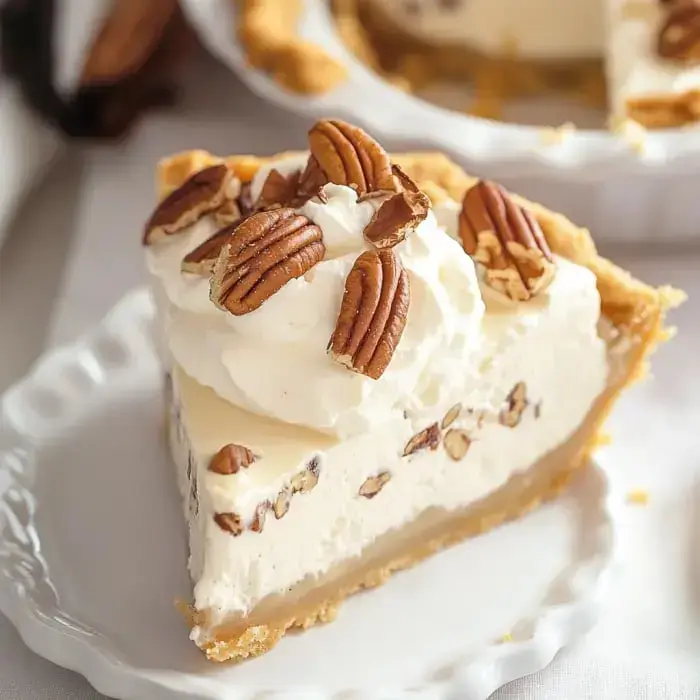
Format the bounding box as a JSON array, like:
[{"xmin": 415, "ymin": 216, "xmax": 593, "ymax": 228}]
[
  {"xmin": 441, "ymin": 403, "xmax": 462, "ymax": 429},
  {"xmin": 308, "ymin": 119, "xmax": 397, "ymax": 195},
  {"xmin": 403, "ymin": 423, "xmax": 441, "ymax": 456},
  {"xmin": 143, "ymin": 164, "xmax": 238, "ymax": 245},
  {"xmin": 363, "ymin": 187, "xmax": 430, "ymax": 249},
  {"xmin": 658, "ymin": 3, "xmax": 700, "ymax": 63},
  {"xmin": 210, "ymin": 208, "xmax": 325, "ymax": 315},
  {"xmin": 214, "ymin": 512, "xmax": 243, "ymax": 536},
  {"xmin": 208, "ymin": 443, "xmax": 256, "ymax": 475},
  {"xmin": 255, "ymin": 168, "xmax": 303, "ymax": 210},
  {"xmin": 182, "ymin": 226, "xmax": 237, "ymax": 276},
  {"xmin": 459, "ymin": 180, "xmax": 555, "ymax": 302},
  {"xmin": 328, "ymin": 249, "xmax": 410, "ymax": 380},
  {"xmin": 359, "ymin": 471, "xmax": 391, "ymax": 499}
]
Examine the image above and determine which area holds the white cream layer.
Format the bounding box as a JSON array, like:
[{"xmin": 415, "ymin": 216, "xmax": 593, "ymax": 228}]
[
  {"xmin": 149, "ymin": 155, "xmax": 608, "ymax": 624},
  {"xmin": 372, "ymin": 0, "xmax": 604, "ymax": 60},
  {"xmin": 606, "ymin": 1, "xmax": 700, "ymax": 118}
]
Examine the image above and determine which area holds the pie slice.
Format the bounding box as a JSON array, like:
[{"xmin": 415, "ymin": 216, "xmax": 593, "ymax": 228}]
[{"xmin": 142, "ymin": 120, "xmax": 683, "ymax": 662}]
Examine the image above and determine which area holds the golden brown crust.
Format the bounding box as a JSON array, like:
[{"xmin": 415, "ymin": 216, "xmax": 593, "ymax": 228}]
[
  {"xmin": 236, "ymin": 0, "xmax": 348, "ymax": 94},
  {"xmin": 157, "ymin": 148, "xmax": 684, "ymax": 662},
  {"xmin": 626, "ymin": 90, "xmax": 700, "ymax": 128}
]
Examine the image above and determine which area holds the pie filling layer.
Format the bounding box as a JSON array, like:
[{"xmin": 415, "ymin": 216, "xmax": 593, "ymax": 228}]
[{"xmin": 169, "ymin": 320, "xmax": 629, "ymax": 658}]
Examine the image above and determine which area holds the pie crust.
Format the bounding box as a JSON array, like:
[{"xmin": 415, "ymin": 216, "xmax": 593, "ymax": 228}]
[{"xmin": 156, "ymin": 148, "xmax": 683, "ymax": 662}]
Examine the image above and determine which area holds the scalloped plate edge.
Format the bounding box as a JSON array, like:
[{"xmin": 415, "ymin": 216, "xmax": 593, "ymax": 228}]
[{"xmin": 0, "ymin": 288, "xmax": 615, "ymax": 700}]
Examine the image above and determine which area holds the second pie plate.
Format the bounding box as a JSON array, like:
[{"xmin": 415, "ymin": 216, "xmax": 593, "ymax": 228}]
[{"xmin": 0, "ymin": 289, "xmax": 613, "ymax": 700}]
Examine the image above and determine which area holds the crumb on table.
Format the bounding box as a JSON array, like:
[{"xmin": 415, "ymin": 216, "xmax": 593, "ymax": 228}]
[{"xmin": 626, "ymin": 488, "xmax": 649, "ymax": 505}]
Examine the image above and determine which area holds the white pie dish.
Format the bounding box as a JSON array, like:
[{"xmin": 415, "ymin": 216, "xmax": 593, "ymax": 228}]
[
  {"xmin": 181, "ymin": 0, "xmax": 700, "ymax": 244},
  {"xmin": 0, "ymin": 287, "xmax": 614, "ymax": 700}
]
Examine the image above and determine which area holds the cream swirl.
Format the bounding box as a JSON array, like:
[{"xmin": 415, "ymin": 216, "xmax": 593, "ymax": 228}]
[{"xmin": 146, "ymin": 158, "xmax": 485, "ymax": 439}]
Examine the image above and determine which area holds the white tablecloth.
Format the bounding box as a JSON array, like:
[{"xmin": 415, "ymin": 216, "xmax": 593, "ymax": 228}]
[{"xmin": 1, "ymin": 53, "xmax": 699, "ymax": 700}]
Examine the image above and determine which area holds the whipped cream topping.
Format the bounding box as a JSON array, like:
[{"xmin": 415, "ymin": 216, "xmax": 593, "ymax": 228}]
[
  {"xmin": 147, "ymin": 154, "xmax": 484, "ymax": 439},
  {"xmin": 373, "ymin": 0, "xmax": 604, "ymax": 60},
  {"xmin": 606, "ymin": 2, "xmax": 700, "ymax": 116}
]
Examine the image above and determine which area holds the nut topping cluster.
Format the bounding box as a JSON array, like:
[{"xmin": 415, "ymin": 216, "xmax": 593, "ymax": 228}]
[
  {"xmin": 214, "ymin": 457, "xmax": 321, "ymax": 537},
  {"xmin": 657, "ymin": 1, "xmax": 700, "ymax": 63},
  {"xmin": 144, "ymin": 119, "xmax": 436, "ymax": 378},
  {"xmin": 459, "ymin": 180, "xmax": 555, "ymax": 302},
  {"xmin": 404, "ymin": 383, "xmax": 537, "ymax": 462}
]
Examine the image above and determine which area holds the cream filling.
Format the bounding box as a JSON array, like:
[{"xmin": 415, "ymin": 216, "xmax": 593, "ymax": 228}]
[
  {"xmin": 606, "ymin": 1, "xmax": 700, "ymax": 117},
  {"xmin": 370, "ymin": 0, "xmax": 604, "ymax": 60},
  {"xmin": 166, "ymin": 252, "xmax": 607, "ymax": 622}
]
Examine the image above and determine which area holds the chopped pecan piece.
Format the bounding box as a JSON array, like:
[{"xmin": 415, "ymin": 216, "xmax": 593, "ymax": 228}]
[
  {"xmin": 182, "ymin": 226, "xmax": 237, "ymax": 276},
  {"xmin": 143, "ymin": 164, "xmax": 238, "ymax": 245},
  {"xmin": 297, "ymin": 155, "xmax": 329, "ymax": 200},
  {"xmin": 208, "ymin": 443, "xmax": 256, "ymax": 475},
  {"xmin": 459, "ymin": 180, "xmax": 555, "ymax": 302},
  {"xmin": 290, "ymin": 456, "xmax": 321, "ymax": 494},
  {"xmin": 363, "ymin": 187, "xmax": 430, "ymax": 249},
  {"xmin": 255, "ymin": 168, "xmax": 303, "ymax": 210},
  {"xmin": 443, "ymin": 429, "xmax": 471, "ymax": 461},
  {"xmin": 403, "ymin": 423, "xmax": 441, "ymax": 456},
  {"xmin": 214, "ymin": 512, "xmax": 243, "ymax": 536},
  {"xmin": 211, "ymin": 208, "xmax": 325, "ymax": 315},
  {"xmin": 359, "ymin": 471, "xmax": 391, "ymax": 499},
  {"xmin": 499, "ymin": 382, "xmax": 529, "ymax": 428},
  {"xmin": 308, "ymin": 119, "xmax": 397, "ymax": 195},
  {"xmin": 238, "ymin": 181, "xmax": 255, "ymax": 216},
  {"xmin": 328, "ymin": 249, "xmax": 410, "ymax": 380},
  {"xmin": 213, "ymin": 199, "xmax": 242, "ymax": 228},
  {"xmin": 273, "ymin": 487, "xmax": 292, "ymax": 519},
  {"xmin": 250, "ymin": 501, "xmax": 270, "ymax": 533}
]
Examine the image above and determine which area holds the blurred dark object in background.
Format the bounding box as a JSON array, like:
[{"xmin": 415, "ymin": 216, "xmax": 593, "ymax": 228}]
[{"xmin": 0, "ymin": 0, "xmax": 194, "ymax": 138}]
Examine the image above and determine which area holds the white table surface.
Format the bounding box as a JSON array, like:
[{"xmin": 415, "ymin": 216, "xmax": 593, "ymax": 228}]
[{"xmin": 1, "ymin": 52, "xmax": 700, "ymax": 700}]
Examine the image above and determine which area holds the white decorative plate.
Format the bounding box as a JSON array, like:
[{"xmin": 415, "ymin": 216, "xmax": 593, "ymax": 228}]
[{"xmin": 0, "ymin": 288, "xmax": 613, "ymax": 700}]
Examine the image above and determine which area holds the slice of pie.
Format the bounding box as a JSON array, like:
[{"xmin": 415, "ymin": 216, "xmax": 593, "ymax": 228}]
[{"xmin": 142, "ymin": 119, "xmax": 682, "ymax": 662}]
